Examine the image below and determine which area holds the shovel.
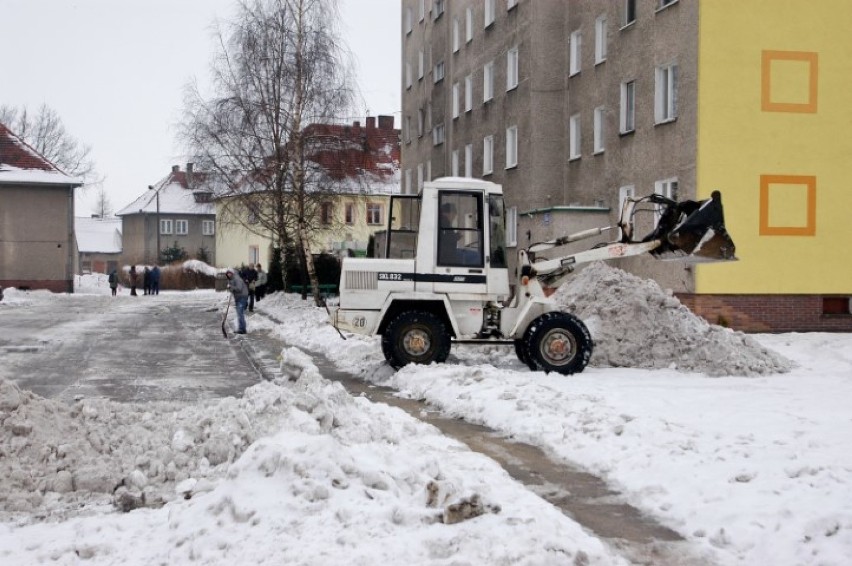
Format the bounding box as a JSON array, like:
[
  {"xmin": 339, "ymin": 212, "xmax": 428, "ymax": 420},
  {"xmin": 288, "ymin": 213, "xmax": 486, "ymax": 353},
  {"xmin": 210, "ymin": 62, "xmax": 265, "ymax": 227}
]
[{"xmin": 221, "ymin": 293, "xmax": 231, "ymax": 338}]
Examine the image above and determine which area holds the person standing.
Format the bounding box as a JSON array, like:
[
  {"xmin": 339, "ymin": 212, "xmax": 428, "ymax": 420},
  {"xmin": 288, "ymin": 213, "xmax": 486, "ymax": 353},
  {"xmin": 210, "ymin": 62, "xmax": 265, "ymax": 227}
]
[
  {"xmin": 255, "ymin": 263, "xmax": 268, "ymax": 302},
  {"xmin": 244, "ymin": 263, "xmax": 258, "ymax": 312},
  {"xmin": 108, "ymin": 270, "xmax": 119, "ymax": 296},
  {"xmin": 150, "ymin": 265, "xmax": 161, "ymax": 295},
  {"xmin": 129, "ymin": 265, "xmax": 138, "ymax": 296},
  {"xmin": 225, "ymin": 268, "xmax": 249, "ymax": 334},
  {"xmin": 143, "ymin": 267, "xmax": 151, "ymax": 295}
]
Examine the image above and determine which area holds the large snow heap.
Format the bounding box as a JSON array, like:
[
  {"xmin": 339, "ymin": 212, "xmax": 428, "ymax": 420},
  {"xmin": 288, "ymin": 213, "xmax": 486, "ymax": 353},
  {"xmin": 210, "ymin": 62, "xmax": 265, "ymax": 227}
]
[{"xmin": 553, "ymin": 262, "xmax": 793, "ymax": 376}]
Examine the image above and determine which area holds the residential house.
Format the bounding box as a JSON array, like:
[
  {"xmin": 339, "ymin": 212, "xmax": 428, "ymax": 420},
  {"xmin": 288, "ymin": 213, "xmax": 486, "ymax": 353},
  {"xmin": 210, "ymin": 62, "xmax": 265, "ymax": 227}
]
[
  {"xmin": 75, "ymin": 216, "xmax": 122, "ymax": 274},
  {"xmin": 116, "ymin": 163, "xmax": 216, "ymax": 266},
  {"xmin": 0, "ymin": 122, "xmax": 82, "ymax": 292},
  {"xmin": 401, "ymin": 0, "xmax": 852, "ymax": 331},
  {"xmin": 216, "ymin": 115, "xmax": 400, "ymax": 268}
]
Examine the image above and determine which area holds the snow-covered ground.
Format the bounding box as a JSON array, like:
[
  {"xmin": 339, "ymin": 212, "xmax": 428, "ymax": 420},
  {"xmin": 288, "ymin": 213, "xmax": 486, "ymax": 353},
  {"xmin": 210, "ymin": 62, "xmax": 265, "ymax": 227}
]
[{"xmin": 1, "ymin": 271, "xmax": 851, "ymax": 565}]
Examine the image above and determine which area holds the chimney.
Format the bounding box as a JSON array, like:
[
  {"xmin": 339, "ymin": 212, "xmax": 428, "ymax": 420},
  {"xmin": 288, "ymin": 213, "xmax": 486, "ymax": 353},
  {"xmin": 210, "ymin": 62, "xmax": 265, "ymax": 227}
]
[
  {"xmin": 186, "ymin": 162, "xmax": 194, "ymax": 174},
  {"xmin": 172, "ymin": 165, "xmax": 179, "ymax": 173},
  {"xmin": 366, "ymin": 116, "xmax": 376, "ymax": 129},
  {"xmin": 378, "ymin": 115, "xmax": 394, "ymax": 130},
  {"xmin": 186, "ymin": 162, "xmax": 194, "ymax": 188},
  {"xmin": 353, "ymin": 120, "xmax": 361, "ymax": 130}
]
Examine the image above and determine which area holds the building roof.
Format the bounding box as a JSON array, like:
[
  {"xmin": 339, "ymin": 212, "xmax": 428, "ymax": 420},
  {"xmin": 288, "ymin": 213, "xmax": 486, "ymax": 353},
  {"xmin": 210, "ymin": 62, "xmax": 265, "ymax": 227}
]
[
  {"xmin": 116, "ymin": 164, "xmax": 215, "ymax": 216},
  {"xmin": 302, "ymin": 115, "xmax": 400, "ymax": 195},
  {"xmin": 75, "ymin": 216, "xmax": 123, "ymax": 254},
  {"xmin": 0, "ymin": 122, "xmax": 83, "ymax": 186}
]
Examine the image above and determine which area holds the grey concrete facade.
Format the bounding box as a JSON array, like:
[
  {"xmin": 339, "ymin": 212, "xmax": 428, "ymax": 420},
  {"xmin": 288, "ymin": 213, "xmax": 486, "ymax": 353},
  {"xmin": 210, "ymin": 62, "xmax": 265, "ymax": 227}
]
[
  {"xmin": 401, "ymin": 0, "xmax": 700, "ymax": 292},
  {"xmin": 120, "ymin": 212, "xmax": 216, "ymax": 266}
]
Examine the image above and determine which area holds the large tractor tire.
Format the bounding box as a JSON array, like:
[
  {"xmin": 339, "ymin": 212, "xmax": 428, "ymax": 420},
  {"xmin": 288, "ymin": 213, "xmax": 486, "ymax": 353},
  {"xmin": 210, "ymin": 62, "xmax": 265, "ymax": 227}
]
[
  {"xmin": 515, "ymin": 339, "xmax": 535, "ymax": 370},
  {"xmin": 522, "ymin": 312, "xmax": 593, "ymax": 375},
  {"xmin": 381, "ymin": 311, "xmax": 452, "ymax": 369}
]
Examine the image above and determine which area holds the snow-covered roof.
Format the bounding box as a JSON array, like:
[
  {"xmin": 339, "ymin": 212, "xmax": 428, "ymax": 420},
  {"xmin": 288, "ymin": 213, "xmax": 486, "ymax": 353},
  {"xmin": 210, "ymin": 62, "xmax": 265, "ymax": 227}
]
[
  {"xmin": 0, "ymin": 122, "xmax": 83, "ymax": 187},
  {"xmin": 75, "ymin": 217, "xmax": 122, "ymax": 254},
  {"xmin": 116, "ymin": 166, "xmax": 215, "ymax": 216}
]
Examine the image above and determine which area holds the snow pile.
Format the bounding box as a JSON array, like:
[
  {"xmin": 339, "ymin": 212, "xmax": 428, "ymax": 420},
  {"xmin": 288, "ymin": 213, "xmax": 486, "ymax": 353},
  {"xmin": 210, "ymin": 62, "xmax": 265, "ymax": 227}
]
[{"xmin": 554, "ymin": 262, "xmax": 793, "ymax": 376}]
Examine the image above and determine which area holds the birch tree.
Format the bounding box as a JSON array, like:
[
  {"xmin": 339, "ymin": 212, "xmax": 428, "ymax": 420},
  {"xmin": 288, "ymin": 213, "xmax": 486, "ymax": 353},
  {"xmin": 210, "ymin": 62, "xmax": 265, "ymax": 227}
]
[{"xmin": 180, "ymin": 0, "xmax": 354, "ymax": 305}]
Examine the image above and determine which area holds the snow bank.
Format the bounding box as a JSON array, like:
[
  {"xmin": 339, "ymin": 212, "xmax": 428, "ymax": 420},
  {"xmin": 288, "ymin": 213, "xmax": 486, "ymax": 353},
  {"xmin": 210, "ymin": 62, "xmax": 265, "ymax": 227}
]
[{"xmin": 554, "ymin": 262, "xmax": 793, "ymax": 376}]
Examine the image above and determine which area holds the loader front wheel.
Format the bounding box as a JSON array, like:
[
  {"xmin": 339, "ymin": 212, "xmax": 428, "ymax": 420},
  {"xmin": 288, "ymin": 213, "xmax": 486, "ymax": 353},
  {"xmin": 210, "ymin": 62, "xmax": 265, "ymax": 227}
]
[
  {"xmin": 382, "ymin": 311, "xmax": 451, "ymax": 369},
  {"xmin": 524, "ymin": 312, "xmax": 593, "ymax": 375}
]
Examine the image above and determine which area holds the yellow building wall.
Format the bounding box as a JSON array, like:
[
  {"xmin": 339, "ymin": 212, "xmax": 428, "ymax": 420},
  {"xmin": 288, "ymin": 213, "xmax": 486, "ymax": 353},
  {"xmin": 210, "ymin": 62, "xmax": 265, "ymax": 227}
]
[
  {"xmin": 215, "ymin": 194, "xmax": 390, "ymax": 268},
  {"xmin": 696, "ymin": 0, "xmax": 852, "ymax": 294}
]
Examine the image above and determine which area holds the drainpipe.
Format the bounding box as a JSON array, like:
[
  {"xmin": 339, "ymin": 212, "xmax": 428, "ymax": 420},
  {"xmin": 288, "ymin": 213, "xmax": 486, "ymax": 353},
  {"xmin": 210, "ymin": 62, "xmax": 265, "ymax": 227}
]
[{"xmin": 66, "ymin": 184, "xmax": 75, "ymax": 293}]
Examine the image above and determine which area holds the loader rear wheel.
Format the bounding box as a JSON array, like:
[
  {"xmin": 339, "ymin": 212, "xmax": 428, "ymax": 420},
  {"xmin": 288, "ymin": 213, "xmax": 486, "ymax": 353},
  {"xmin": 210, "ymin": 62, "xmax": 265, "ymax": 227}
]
[
  {"xmin": 523, "ymin": 312, "xmax": 593, "ymax": 375},
  {"xmin": 382, "ymin": 311, "xmax": 451, "ymax": 369},
  {"xmin": 515, "ymin": 339, "xmax": 535, "ymax": 370}
]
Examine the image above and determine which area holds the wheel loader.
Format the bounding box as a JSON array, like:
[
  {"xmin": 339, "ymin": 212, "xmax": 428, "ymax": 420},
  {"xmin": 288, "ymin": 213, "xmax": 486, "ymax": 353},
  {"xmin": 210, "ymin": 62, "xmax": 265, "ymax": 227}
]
[{"xmin": 329, "ymin": 177, "xmax": 736, "ymax": 374}]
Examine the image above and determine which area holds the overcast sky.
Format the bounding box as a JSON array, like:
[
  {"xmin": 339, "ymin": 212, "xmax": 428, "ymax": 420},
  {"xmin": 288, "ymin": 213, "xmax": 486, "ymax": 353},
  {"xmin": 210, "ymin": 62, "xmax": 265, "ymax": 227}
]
[{"xmin": 0, "ymin": 0, "xmax": 401, "ymax": 217}]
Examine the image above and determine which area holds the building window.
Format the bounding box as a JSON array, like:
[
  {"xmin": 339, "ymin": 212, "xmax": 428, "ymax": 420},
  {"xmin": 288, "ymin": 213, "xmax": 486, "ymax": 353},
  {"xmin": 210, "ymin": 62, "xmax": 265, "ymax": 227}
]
[
  {"xmin": 405, "ymin": 169, "xmax": 412, "ymax": 193},
  {"xmin": 465, "ymin": 74, "xmax": 473, "ymax": 111},
  {"xmin": 419, "ymin": 0, "xmax": 425, "ymax": 21},
  {"xmin": 508, "ymin": 0, "xmax": 518, "ymax": 10},
  {"xmin": 249, "ymin": 245, "xmax": 259, "ymax": 265},
  {"xmin": 822, "ymin": 297, "xmax": 852, "ymax": 315},
  {"xmin": 202, "ymin": 220, "xmax": 215, "ymax": 236},
  {"xmin": 417, "ymin": 164, "xmax": 424, "ymax": 190},
  {"xmin": 658, "ymin": 0, "xmax": 678, "ymax": 9},
  {"xmin": 321, "ymin": 202, "xmax": 333, "ymax": 225},
  {"xmin": 618, "ymin": 185, "xmax": 635, "ymax": 239},
  {"xmin": 160, "ymin": 219, "xmax": 173, "ymax": 235},
  {"xmin": 595, "ymin": 16, "xmax": 607, "ymax": 64},
  {"xmin": 483, "ymin": 61, "xmax": 494, "ymax": 102},
  {"xmin": 247, "ymin": 211, "xmax": 259, "ymax": 225},
  {"xmin": 569, "ymin": 30, "xmax": 582, "ymax": 76},
  {"xmin": 593, "ymin": 106, "xmax": 605, "ymax": 153},
  {"xmin": 624, "ymin": 0, "xmax": 636, "ymax": 26},
  {"xmin": 433, "ymin": 123, "xmax": 445, "ymax": 145},
  {"xmin": 506, "ymin": 125, "xmax": 518, "ymax": 169},
  {"xmin": 569, "ymin": 114, "xmax": 581, "ymax": 159},
  {"xmin": 367, "ymin": 203, "xmax": 383, "ymax": 225},
  {"xmin": 506, "ymin": 206, "xmax": 518, "ymax": 247},
  {"xmin": 452, "ymin": 150, "xmax": 460, "ymax": 176},
  {"xmin": 405, "ymin": 7, "xmax": 412, "ymax": 34},
  {"xmin": 655, "ymin": 64, "xmax": 679, "ymax": 123},
  {"xmin": 465, "ymin": 144, "xmax": 473, "ymax": 177},
  {"xmin": 427, "ymin": 160, "xmax": 432, "ymax": 181},
  {"xmin": 452, "ymin": 82, "xmax": 460, "ymax": 118},
  {"xmin": 466, "ymin": 7, "xmax": 474, "ymax": 42},
  {"xmin": 620, "ymin": 80, "xmax": 636, "ymax": 133},
  {"xmin": 453, "ymin": 18, "xmax": 460, "ymax": 52},
  {"xmin": 404, "ymin": 116, "xmax": 411, "ymax": 143},
  {"xmin": 345, "ymin": 203, "xmax": 355, "ymax": 225},
  {"xmin": 483, "ymin": 135, "xmax": 494, "ymax": 175},
  {"xmin": 405, "ymin": 62, "xmax": 412, "ymax": 89},
  {"xmin": 175, "ymin": 219, "xmax": 188, "ymax": 235},
  {"xmin": 418, "ymin": 50, "xmax": 424, "ymax": 79},
  {"xmin": 417, "ymin": 108, "xmax": 424, "ymax": 137},
  {"xmin": 433, "ymin": 0, "xmax": 445, "ymax": 19},
  {"xmin": 654, "ymin": 178, "xmax": 679, "ymax": 226},
  {"xmin": 434, "ymin": 61, "xmax": 445, "ymax": 83},
  {"xmin": 484, "ymin": 0, "xmax": 496, "ymax": 27},
  {"xmin": 507, "ymin": 46, "xmax": 519, "ymax": 91}
]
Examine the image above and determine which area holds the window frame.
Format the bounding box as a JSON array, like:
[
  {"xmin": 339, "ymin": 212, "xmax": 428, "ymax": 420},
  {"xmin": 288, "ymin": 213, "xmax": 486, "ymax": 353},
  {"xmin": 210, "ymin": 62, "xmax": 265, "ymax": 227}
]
[
  {"xmin": 507, "ymin": 46, "xmax": 519, "ymax": 91},
  {"xmin": 484, "ymin": 0, "xmax": 496, "ymax": 28},
  {"xmin": 452, "ymin": 149, "xmax": 460, "ymax": 177},
  {"xmin": 620, "ymin": 80, "xmax": 636, "ymax": 134},
  {"xmin": 569, "ymin": 29, "xmax": 582, "ymax": 76},
  {"xmin": 623, "ymin": 0, "xmax": 637, "ymax": 27},
  {"xmin": 593, "ymin": 106, "xmax": 605, "ymax": 154},
  {"xmin": 483, "ymin": 61, "xmax": 495, "ymax": 102},
  {"xmin": 175, "ymin": 219, "xmax": 189, "ymax": 236},
  {"xmin": 159, "ymin": 218, "xmax": 173, "ymax": 235},
  {"xmin": 506, "ymin": 125, "xmax": 518, "ymax": 169},
  {"xmin": 506, "ymin": 206, "xmax": 518, "ymax": 247},
  {"xmin": 320, "ymin": 202, "xmax": 333, "ymax": 225},
  {"xmin": 366, "ymin": 203, "xmax": 383, "ymax": 225},
  {"xmin": 483, "ymin": 135, "xmax": 494, "ymax": 175},
  {"xmin": 655, "ymin": 63, "xmax": 679, "ymax": 124},
  {"xmin": 452, "ymin": 82, "xmax": 460, "ymax": 118},
  {"xmin": 465, "ymin": 7, "xmax": 474, "ymax": 42},
  {"xmin": 202, "ymin": 219, "xmax": 215, "ymax": 236},
  {"xmin": 344, "ymin": 203, "xmax": 355, "ymax": 225},
  {"xmin": 569, "ymin": 114, "xmax": 581, "ymax": 159},
  {"xmin": 465, "ymin": 74, "xmax": 473, "ymax": 112},
  {"xmin": 464, "ymin": 143, "xmax": 473, "ymax": 177},
  {"xmin": 433, "ymin": 123, "xmax": 445, "ymax": 146},
  {"xmin": 595, "ymin": 15, "xmax": 607, "ymax": 64}
]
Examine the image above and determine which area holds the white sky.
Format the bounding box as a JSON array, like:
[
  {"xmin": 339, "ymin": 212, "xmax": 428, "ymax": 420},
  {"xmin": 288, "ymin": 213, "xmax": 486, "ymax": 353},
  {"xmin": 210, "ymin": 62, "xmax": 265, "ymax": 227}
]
[
  {"xmin": 1, "ymin": 280, "xmax": 851, "ymax": 565},
  {"xmin": 0, "ymin": 0, "xmax": 401, "ymax": 217}
]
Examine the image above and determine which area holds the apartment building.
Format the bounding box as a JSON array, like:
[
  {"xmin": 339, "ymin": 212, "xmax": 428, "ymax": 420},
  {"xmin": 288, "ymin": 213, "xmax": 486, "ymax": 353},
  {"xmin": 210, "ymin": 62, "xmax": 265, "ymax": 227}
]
[{"xmin": 402, "ymin": 0, "xmax": 852, "ymax": 332}]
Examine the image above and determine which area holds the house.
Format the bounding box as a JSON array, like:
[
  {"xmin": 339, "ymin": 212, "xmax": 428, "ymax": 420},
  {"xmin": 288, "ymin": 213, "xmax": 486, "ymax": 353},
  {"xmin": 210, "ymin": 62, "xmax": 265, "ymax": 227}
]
[
  {"xmin": 0, "ymin": 122, "xmax": 83, "ymax": 292},
  {"xmin": 216, "ymin": 115, "xmax": 400, "ymax": 268},
  {"xmin": 116, "ymin": 163, "xmax": 216, "ymax": 266},
  {"xmin": 401, "ymin": 0, "xmax": 852, "ymax": 331},
  {"xmin": 75, "ymin": 216, "xmax": 122, "ymax": 274}
]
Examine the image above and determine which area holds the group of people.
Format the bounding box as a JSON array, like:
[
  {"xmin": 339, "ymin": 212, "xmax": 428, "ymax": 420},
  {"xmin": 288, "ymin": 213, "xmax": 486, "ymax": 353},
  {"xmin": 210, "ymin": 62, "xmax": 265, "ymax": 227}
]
[
  {"xmin": 225, "ymin": 263, "xmax": 268, "ymax": 335},
  {"xmin": 107, "ymin": 265, "xmax": 161, "ymax": 297}
]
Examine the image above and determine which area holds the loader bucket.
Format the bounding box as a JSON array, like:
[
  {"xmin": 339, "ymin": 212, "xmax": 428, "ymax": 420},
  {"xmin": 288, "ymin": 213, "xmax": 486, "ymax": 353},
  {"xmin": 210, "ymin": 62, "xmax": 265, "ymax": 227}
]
[{"xmin": 652, "ymin": 191, "xmax": 737, "ymax": 262}]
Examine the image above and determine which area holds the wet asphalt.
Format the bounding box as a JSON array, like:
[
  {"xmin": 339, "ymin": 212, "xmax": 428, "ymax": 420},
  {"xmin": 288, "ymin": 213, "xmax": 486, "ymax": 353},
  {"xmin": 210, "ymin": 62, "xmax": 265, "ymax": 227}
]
[{"xmin": 0, "ymin": 292, "xmax": 259, "ymax": 403}]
